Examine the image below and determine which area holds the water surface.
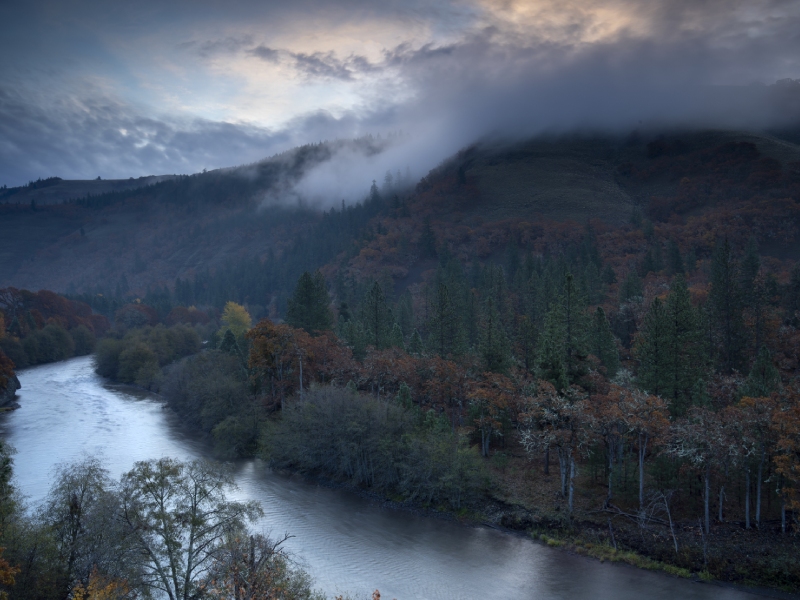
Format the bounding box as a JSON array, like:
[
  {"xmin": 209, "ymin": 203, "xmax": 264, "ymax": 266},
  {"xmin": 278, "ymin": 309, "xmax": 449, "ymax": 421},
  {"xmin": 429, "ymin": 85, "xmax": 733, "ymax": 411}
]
[{"xmin": 1, "ymin": 357, "xmax": 771, "ymax": 600}]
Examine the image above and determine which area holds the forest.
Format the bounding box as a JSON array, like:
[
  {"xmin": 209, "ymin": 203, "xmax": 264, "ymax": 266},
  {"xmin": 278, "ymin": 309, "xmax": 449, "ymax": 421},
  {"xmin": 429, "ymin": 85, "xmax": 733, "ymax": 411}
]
[{"xmin": 1, "ymin": 130, "xmax": 800, "ymax": 595}]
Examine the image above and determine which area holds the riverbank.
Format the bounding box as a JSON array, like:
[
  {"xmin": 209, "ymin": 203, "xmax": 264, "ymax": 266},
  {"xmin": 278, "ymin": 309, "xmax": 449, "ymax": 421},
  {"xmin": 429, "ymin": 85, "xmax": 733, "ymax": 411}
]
[
  {"xmin": 7, "ymin": 356, "xmax": 789, "ymax": 600},
  {"xmin": 271, "ymin": 452, "xmax": 800, "ymax": 598}
]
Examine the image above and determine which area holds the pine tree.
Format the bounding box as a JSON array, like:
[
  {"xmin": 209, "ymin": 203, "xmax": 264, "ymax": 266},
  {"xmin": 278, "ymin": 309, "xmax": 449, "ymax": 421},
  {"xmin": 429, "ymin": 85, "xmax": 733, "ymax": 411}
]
[
  {"xmin": 589, "ymin": 307, "xmax": 620, "ymax": 378},
  {"xmin": 635, "ymin": 297, "xmax": 669, "ymax": 398},
  {"xmin": 741, "ymin": 346, "xmax": 780, "ymax": 398},
  {"xmin": 479, "ymin": 297, "xmax": 511, "ymax": 373},
  {"xmin": 619, "ymin": 270, "xmax": 643, "ymax": 303},
  {"xmin": 666, "ymin": 240, "xmax": 684, "ymax": 276},
  {"xmin": 286, "ymin": 271, "xmax": 332, "ymax": 334},
  {"xmin": 516, "ymin": 315, "xmax": 538, "ymax": 373},
  {"xmin": 538, "ymin": 273, "xmax": 589, "ymax": 386},
  {"xmin": 340, "ymin": 320, "xmax": 367, "ymax": 361},
  {"xmin": 426, "ymin": 282, "xmax": 465, "ymax": 357},
  {"xmin": 407, "ymin": 329, "xmax": 424, "ymax": 355},
  {"xmin": 419, "ymin": 217, "xmax": 438, "ymax": 259},
  {"xmin": 538, "ymin": 307, "xmax": 568, "ymax": 390},
  {"xmin": 708, "ymin": 238, "xmax": 746, "ymax": 373},
  {"xmin": 389, "ymin": 322, "xmax": 405, "ymax": 349},
  {"xmin": 663, "ymin": 275, "xmax": 703, "ymax": 415},
  {"xmin": 360, "ymin": 281, "xmax": 394, "ymax": 349},
  {"xmin": 395, "ymin": 291, "xmax": 414, "ymax": 337}
]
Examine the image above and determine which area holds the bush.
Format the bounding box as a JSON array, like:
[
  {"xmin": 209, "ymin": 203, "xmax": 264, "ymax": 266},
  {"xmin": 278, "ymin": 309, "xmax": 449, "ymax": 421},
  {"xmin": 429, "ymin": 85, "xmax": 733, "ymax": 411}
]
[
  {"xmin": 70, "ymin": 325, "xmax": 96, "ymax": 355},
  {"xmin": 21, "ymin": 324, "xmax": 74, "ymax": 364},
  {"xmin": 269, "ymin": 387, "xmax": 486, "ymax": 509},
  {"xmin": 117, "ymin": 343, "xmax": 159, "ymax": 387}
]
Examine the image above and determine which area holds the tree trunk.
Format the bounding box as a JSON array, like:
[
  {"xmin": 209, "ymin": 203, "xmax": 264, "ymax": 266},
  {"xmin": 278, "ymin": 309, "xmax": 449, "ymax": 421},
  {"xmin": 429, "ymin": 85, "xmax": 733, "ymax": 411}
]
[
  {"xmin": 639, "ymin": 432, "xmax": 648, "ymax": 511},
  {"xmin": 558, "ymin": 449, "xmax": 567, "ymax": 497},
  {"xmin": 756, "ymin": 449, "xmax": 764, "ymax": 528},
  {"xmin": 298, "ymin": 355, "xmax": 303, "ymax": 398},
  {"xmin": 718, "ymin": 484, "xmax": 725, "ymax": 523},
  {"xmin": 607, "ymin": 437, "xmax": 614, "ymax": 507},
  {"xmin": 745, "ymin": 469, "xmax": 751, "ymax": 529},
  {"xmin": 544, "ymin": 447, "xmax": 550, "ymax": 475},
  {"xmin": 568, "ymin": 456, "xmax": 575, "ymax": 516},
  {"xmin": 704, "ymin": 462, "xmax": 710, "ymax": 534}
]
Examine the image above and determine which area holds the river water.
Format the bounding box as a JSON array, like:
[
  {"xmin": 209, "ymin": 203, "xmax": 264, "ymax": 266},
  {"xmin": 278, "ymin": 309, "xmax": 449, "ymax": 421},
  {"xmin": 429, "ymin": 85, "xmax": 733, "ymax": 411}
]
[{"xmin": 0, "ymin": 357, "xmax": 773, "ymax": 600}]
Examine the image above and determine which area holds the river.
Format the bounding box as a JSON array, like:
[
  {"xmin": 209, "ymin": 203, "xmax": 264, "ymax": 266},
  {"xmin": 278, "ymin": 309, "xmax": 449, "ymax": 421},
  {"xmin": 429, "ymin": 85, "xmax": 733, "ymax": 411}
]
[{"xmin": 0, "ymin": 357, "xmax": 774, "ymax": 599}]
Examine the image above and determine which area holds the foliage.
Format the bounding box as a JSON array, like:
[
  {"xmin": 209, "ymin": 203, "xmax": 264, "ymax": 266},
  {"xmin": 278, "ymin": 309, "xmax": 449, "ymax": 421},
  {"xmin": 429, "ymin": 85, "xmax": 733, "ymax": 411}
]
[
  {"xmin": 269, "ymin": 387, "xmax": 486, "ymax": 508},
  {"xmin": 94, "ymin": 324, "xmax": 200, "ymax": 388},
  {"xmin": 286, "ymin": 271, "xmax": 333, "ymax": 335}
]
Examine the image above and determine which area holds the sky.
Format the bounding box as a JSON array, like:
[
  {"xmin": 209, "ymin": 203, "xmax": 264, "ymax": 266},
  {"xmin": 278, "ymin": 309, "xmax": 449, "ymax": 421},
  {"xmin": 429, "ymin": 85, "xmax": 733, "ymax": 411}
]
[{"xmin": 1, "ymin": 0, "xmax": 800, "ymax": 193}]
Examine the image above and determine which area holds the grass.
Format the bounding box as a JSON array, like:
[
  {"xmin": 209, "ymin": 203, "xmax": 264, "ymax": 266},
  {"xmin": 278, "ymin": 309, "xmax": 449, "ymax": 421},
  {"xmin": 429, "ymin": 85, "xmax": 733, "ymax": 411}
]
[{"xmin": 534, "ymin": 531, "xmax": 694, "ymax": 579}]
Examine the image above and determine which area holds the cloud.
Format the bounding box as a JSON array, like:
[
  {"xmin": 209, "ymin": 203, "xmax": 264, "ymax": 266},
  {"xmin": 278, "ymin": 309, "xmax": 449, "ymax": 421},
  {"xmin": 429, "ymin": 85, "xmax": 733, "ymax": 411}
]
[
  {"xmin": 1, "ymin": 0, "xmax": 800, "ymax": 194},
  {"xmin": 249, "ymin": 45, "xmax": 380, "ymax": 81}
]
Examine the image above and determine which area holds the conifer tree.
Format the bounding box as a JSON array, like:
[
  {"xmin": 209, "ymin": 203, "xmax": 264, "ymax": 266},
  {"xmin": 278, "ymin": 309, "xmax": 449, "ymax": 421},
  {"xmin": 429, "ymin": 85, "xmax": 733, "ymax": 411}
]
[
  {"xmin": 619, "ymin": 270, "xmax": 643, "ymax": 303},
  {"xmin": 663, "ymin": 275, "xmax": 703, "ymax": 415},
  {"xmin": 419, "ymin": 217, "xmax": 437, "ymax": 258},
  {"xmin": 389, "ymin": 322, "xmax": 405, "ymax": 349},
  {"xmin": 538, "ymin": 273, "xmax": 589, "ymax": 386},
  {"xmin": 479, "ymin": 297, "xmax": 511, "ymax": 373},
  {"xmin": 426, "ymin": 282, "xmax": 464, "ymax": 357},
  {"xmin": 708, "ymin": 238, "xmax": 746, "ymax": 373},
  {"xmin": 395, "ymin": 291, "xmax": 414, "ymax": 338},
  {"xmin": 539, "ymin": 307, "xmax": 568, "ymax": 390},
  {"xmin": 360, "ymin": 281, "xmax": 394, "ymax": 349},
  {"xmin": 589, "ymin": 307, "xmax": 620, "ymax": 378},
  {"xmin": 286, "ymin": 271, "xmax": 332, "ymax": 334},
  {"xmin": 635, "ymin": 297, "xmax": 669, "ymax": 398},
  {"xmin": 666, "ymin": 240, "xmax": 684, "ymax": 276},
  {"xmin": 407, "ymin": 329, "xmax": 424, "ymax": 355},
  {"xmin": 741, "ymin": 346, "xmax": 780, "ymax": 398}
]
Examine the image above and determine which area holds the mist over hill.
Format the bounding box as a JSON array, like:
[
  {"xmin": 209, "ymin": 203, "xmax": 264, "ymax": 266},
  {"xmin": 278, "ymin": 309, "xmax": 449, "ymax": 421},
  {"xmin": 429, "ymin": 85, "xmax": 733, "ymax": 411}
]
[{"xmin": 2, "ymin": 126, "xmax": 800, "ymax": 322}]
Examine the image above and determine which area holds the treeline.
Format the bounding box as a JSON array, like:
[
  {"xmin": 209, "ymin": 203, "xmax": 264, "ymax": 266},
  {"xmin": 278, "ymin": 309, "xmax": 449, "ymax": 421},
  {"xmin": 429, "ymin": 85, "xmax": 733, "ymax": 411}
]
[
  {"xmin": 0, "ymin": 452, "xmax": 325, "ymax": 600},
  {"xmin": 0, "ymin": 288, "xmax": 109, "ymax": 371},
  {"xmin": 94, "ymin": 324, "xmax": 201, "ymax": 388}
]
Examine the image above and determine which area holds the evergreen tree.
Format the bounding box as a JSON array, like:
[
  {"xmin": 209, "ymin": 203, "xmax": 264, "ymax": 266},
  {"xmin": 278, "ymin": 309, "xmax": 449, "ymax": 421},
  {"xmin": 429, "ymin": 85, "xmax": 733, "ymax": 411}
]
[
  {"xmin": 340, "ymin": 320, "xmax": 367, "ymax": 361},
  {"xmin": 426, "ymin": 282, "xmax": 465, "ymax": 357},
  {"xmin": 589, "ymin": 307, "xmax": 620, "ymax": 378},
  {"xmin": 538, "ymin": 307, "xmax": 568, "ymax": 390},
  {"xmin": 395, "ymin": 291, "xmax": 414, "ymax": 337},
  {"xmin": 619, "ymin": 270, "xmax": 643, "ymax": 303},
  {"xmin": 666, "ymin": 240, "xmax": 684, "ymax": 276},
  {"xmin": 663, "ymin": 275, "xmax": 703, "ymax": 415},
  {"xmin": 708, "ymin": 238, "xmax": 746, "ymax": 373},
  {"xmin": 407, "ymin": 329, "xmax": 424, "ymax": 355},
  {"xmin": 359, "ymin": 281, "xmax": 394, "ymax": 349},
  {"xmin": 741, "ymin": 346, "xmax": 780, "ymax": 398},
  {"xmin": 601, "ymin": 264, "xmax": 617, "ymax": 285},
  {"xmin": 516, "ymin": 315, "xmax": 538, "ymax": 373},
  {"xmin": 389, "ymin": 322, "xmax": 405, "ymax": 349},
  {"xmin": 635, "ymin": 297, "xmax": 669, "ymax": 398},
  {"xmin": 419, "ymin": 217, "xmax": 438, "ymax": 259},
  {"xmin": 538, "ymin": 273, "xmax": 589, "ymax": 386},
  {"xmin": 479, "ymin": 297, "xmax": 511, "ymax": 373},
  {"xmin": 286, "ymin": 271, "xmax": 332, "ymax": 334}
]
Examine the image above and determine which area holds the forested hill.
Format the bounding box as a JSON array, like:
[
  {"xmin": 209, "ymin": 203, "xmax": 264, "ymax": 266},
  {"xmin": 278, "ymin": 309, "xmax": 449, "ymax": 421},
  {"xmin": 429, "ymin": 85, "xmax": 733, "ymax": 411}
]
[{"xmin": 1, "ymin": 128, "xmax": 800, "ymax": 324}]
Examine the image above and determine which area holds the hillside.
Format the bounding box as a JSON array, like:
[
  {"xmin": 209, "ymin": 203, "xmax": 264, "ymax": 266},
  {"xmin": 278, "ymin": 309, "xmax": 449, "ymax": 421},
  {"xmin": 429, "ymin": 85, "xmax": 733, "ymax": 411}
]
[{"xmin": 1, "ymin": 128, "xmax": 799, "ymax": 314}]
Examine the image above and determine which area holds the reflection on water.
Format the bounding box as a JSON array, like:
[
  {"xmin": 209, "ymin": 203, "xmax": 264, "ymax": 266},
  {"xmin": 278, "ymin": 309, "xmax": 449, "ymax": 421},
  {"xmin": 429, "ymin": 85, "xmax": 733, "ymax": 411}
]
[{"xmin": 1, "ymin": 357, "xmax": 766, "ymax": 600}]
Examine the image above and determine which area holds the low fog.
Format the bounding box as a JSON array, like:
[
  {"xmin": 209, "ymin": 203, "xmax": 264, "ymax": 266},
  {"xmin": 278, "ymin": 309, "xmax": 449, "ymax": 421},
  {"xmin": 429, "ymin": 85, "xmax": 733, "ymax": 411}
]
[{"xmin": 1, "ymin": 0, "xmax": 799, "ymax": 204}]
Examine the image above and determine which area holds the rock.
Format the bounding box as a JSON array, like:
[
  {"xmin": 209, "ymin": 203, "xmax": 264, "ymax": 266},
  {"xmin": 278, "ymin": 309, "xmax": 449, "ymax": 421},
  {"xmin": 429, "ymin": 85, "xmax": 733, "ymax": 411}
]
[{"xmin": 0, "ymin": 374, "xmax": 21, "ymax": 407}]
